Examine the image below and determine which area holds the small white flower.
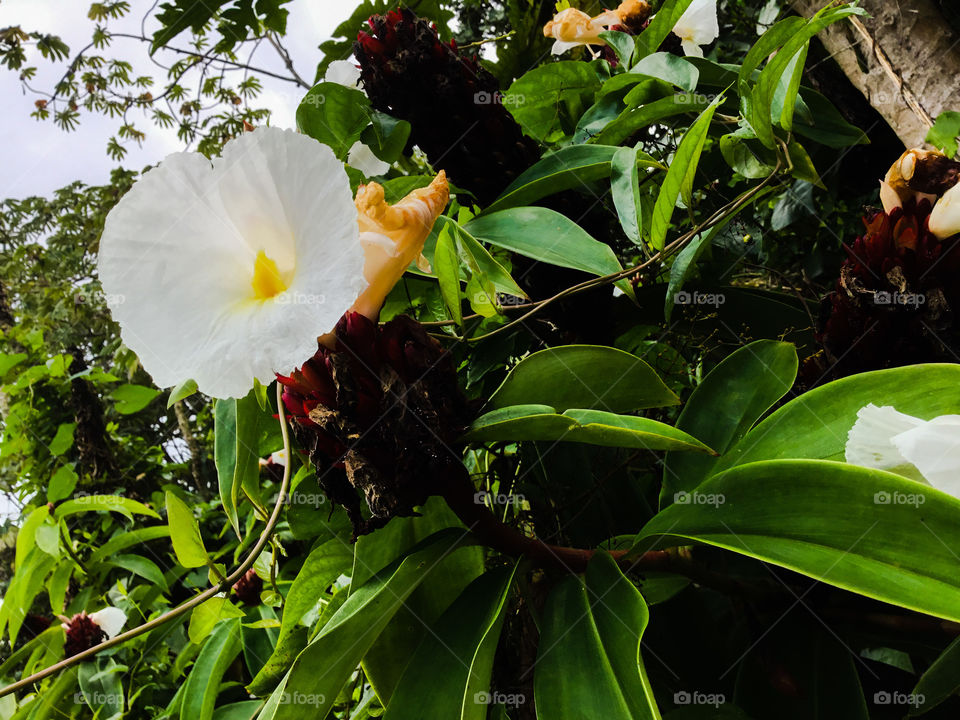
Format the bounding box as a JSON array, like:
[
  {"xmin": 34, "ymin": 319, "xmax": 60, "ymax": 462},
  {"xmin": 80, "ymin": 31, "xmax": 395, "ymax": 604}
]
[
  {"xmin": 671, "ymin": 0, "xmax": 719, "ymax": 58},
  {"xmin": 98, "ymin": 127, "xmax": 367, "ymax": 399},
  {"xmin": 929, "ymin": 182, "xmax": 960, "ymax": 240},
  {"xmin": 89, "ymin": 607, "xmax": 127, "ymax": 639},
  {"xmin": 269, "ymin": 448, "xmax": 288, "ymax": 466},
  {"xmin": 323, "ymin": 60, "xmax": 391, "ymax": 177},
  {"xmin": 846, "ymin": 404, "xmax": 960, "ymax": 497}
]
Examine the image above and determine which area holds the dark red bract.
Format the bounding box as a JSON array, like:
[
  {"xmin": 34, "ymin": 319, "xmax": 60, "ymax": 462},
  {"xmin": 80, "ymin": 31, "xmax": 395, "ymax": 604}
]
[{"xmin": 63, "ymin": 613, "xmax": 107, "ymax": 658}]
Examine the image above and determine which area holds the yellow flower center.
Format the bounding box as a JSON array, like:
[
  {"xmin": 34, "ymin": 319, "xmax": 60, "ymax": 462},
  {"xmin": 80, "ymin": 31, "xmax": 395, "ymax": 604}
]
[{"xmin": 251, "ymin": 250, "xmax": 288, "ymax": 300}]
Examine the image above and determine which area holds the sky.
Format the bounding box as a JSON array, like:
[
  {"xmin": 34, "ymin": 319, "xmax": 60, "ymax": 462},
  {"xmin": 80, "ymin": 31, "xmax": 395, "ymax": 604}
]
[{"xmin": 0, "ymin": 0, "xmax": 361, "ymax": 199}]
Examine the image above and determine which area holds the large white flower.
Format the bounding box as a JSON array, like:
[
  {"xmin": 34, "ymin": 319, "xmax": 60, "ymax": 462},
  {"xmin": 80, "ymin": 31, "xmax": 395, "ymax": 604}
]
[
  {"xmin": 323, "ymin": 60, "xmax": 391, "ymax": 177},
  {"xmin": 929, "ymin": 182, "xmax": 960, "ymax": 240},
  {"xmin": 98, "ymin": 127, "xmax": 366, "ymax": 399},
  {"xmin": 845, "ymin": 403, "xmax": 960, "ymax": 497},
  {"xmin": 671, "ymin": 0, "xmax": 719, "ymax": 58}
]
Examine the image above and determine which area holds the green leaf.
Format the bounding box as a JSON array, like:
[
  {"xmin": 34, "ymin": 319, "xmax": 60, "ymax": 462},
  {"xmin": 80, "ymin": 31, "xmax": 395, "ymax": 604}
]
[
  {"xmin": 0, "ymin": 352, "xmax": 28, "ymax": 380},
  {"xmin": 662, "ymin": 341, "xmax": 797, "ymax": 504},
  {"xmin": 48, "ymin": 422, "xmax": 76, "ymax": 456},
  {"xmin": 181, "ymin": 619, "xmax": 242, "ymax": 720},
  {"xmin": 189, "ymin": 596, "xmax": 245, "ymax": 644},
  {"xmin": 34, "ymin": 520, "xmax": 59, "ymax": 558},
  {"xmin": 714, "ymin": 364, "xmax": 960, "ymax": 474},
  {"xmin": 443, "ymin": 219, "xmax": 528, "ymax": 300},
  {"xmin": 434, "ymin": 224, "xmax": 463, "ymax": 325},
  {"xmin": 636, "ymin": 459, "xmax": 960, "ymax": 623},
  {"xmin": 360, "ymin": 110, "xmax": 411, "ymax": 163},
  {"xmin": 632, "ymin": 52, "xmax": 699, "ymax": 92},
  {"xmin": 634, "ymin": 0, "xmax": 694, "ymax": 59},
  {"xmin": 55, "ymin": 494, "xmax": 160, "ymax": 521},
  {"xmin": 272, "ymin": 529, "xmax": 471, "ymax": 720},
  {"xmin": 793, "ymin": 87, "xmax": 869, "ymax": 148},
  {"xmin": 505, "ymin": 61, "xmax": 601, "ymax": 142},
  {"xmin": 487, "ymin": 345, "xmax": 678, "ymax": 413},
  {"xmin": 111, "ymin": 384, "xmax": 161, "ymax": 414},
  {"xmin": 774, "ymin": 42, "xmax": 809, "ymax": 131},
  {"xmin": 165, "ymin": 491, "xmax": 209, "ymax": 568},
  {"xmin": 383, "ymin": 565, "xmax": 518, "ymax": 720},
  {"xmin": 611, "ymin": 146, "xmax": 644, "ymax": 247},
  {"xmin": 78, "ymin": 657, "xmax": 125, "ymax": 720},
  {"xmin": 650, "ymin": 94, "xmax": 724, "ymax": 251},
  {"xmin": 486, "ymin": 145, "xmax": 624, "ymax": 213},
  {"xmin": 465, "ymin": 208, "xmax": 625, "ymax": 281},
  {"xmin": 595, "ymin": 94, "xmax": 711, "ymax": 147},
  {"xmin": 911, "ymin": 635, "xmax": 960, "ymax": 715},
  {"xmin": 88, "ymin": 526, "xmax": 171, "ymax": 565},
  {"xmin": 215, "ymin": 398, "xmax": 240, "ymax": 536},
  {"xmin": 152, "ymin": 0, "xmax": 228, "ymax": 52},
  {"xmin": 296, "ymin": 82, "xmax": 371, "ymax": 159},
  {"xmin": 467, "ymin": 405, "xmax": 714, "ymax": 454},
  {"xmin": 167, "ymin": 379, "xmax": 199, "ymax": 408},
  {"xmin": 599, "ymin": 31, "xmax": 636, "ymax": 67},
  {"xmin": 787, "ymin": 138, "xmax": 824, "ymax": 188},
  {"xmin": 277, "ymin": 539, "xmax": 353, "ymax": 642},
  {"xmin": 535, "ymin": 553, "xmax": 660, "ymax": 719},
  {"xmin": 47, "ymin": 465, "xmax": 78, "ymax": 503},
  {"xmin": 927, "ymin": 111, "xmax": 960, "ymax": 158},
  {"xmin": 719, "ymin": 133, "xmax": 776, "ymax": 179},
  {"xmin": 107, "ymin": 554, "xmax": 169, "ymax": 591},
  {"xmin": 213, "ymin": 702, "xmax": 264, "ymax": 720}
]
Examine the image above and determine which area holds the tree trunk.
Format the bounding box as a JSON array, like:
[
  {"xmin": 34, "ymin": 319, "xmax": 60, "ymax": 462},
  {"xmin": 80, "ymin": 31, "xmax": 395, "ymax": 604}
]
[{"xmin": 791, "ymin": 0, "xmax": 960, "ymax": 147}]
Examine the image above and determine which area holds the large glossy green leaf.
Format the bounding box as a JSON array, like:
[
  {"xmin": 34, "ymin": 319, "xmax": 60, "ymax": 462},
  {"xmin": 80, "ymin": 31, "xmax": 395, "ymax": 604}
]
[
  {"xmin": 631, "ymin": 52, "xmax": 699, "ymax": 92},
  {"xmin": 650, "ymin": 94, "xmax": 724, "ymax": 251},
  {"xmin": 487, "ymin": 345, "xmax": 679, "ymax": 413},
  {"xmin": 444, "ymin": 219, "xmax": 527, "ymax": 300},
  {"xmin": 110, "ymin": 384, "xmax": 161, "ymax": 414},
  {"xmin": 181, "ymin": 619, "xmax": 242, "ymax": 720},
  {"xmin": 535, "ymin": 553, "xmax": 660, "ymax": 719},
  {"xmin": 188, "ymin": 596, "xmax": 245, "ymax": 644},
  {"xmin": 595, "ymin": 94, "xmax": 710, "ymax": 147},
  {"xmin": 486, "ymin": 145, "xmax": 619, "ymax": 213},
  {"xmin": 505, "ymin": 62, "xmax": 601, "ymax": 142},
  {"xmin": 216, "ymin": 392, "xmax": 266, "ymax": 538},
  {"xmin": 107, "ymin": 554, "xmax": 169, "ymax": 591},
  {"xmin": 383, "ymin": 565, "xmax": 518, "ymax": 720},
  {"xmin": 78, "ymin": 658, "xmax": 125, "ymax": 720},
  {"xmin": 434, "ymin": 224, "xmax": 463, "ymax": 325},
  {"xmin": 213, "ymin": 702, "xmax": 264, "ymax": 720},
  {"xmin": 277, "ymin": 538, "xmax": 353, "ymax": 642},
  {"xmin": 634, "ymin": 0, "xmax": 694, "ymax": 59},
  {"xmin": 54, "ymin": 494, "xmax": 160, "ymax": 521},
  {"xmin": 271, "ymin": 529, "xmax": 472, "ymax": 720},
  {"xmin": 464, "ymin": 208, "xmax": 624, "ymax": 280},
  {"xmin": 467, "ymin": 405, "xmax": 714, "ymax": 454},
  {"xmin": 714, "ymin": 364, "xmax": 960, "ymax": 474},
  {"xmin": 662, "ymin": 341, "xmax": 797, "ymax": 504},
  {"xmin": 636, "ymin": 459, "xmax": 960, "ymax": 623},
  {"xmin": 355, "ymin": 498, "xmax": 484, "ymax": 702},
  {"xmin": 611, "ymin": 146, "xmax": 644, "ymax": 247},
  {"xmin": 911, "ymin": 635, "xmax": 960, "ymax": 715},
  {"xmin": 296, "ymin": 82, "xmax": 371, "ymax": 159},
  {"xmin": 88, "ymin": 526, "xmax": 170, "ymax": 565},
  {"xmin": 165, "ymin": 491, "xmax": 209, "ymax": 569}
]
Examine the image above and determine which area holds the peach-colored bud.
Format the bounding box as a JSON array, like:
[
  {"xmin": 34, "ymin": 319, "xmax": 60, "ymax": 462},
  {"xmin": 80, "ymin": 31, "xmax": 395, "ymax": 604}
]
[
  {"xmin": 351, "ymin": 171, "xmax": 449, "ymax": 321},
  {"xmin": 880, "ymin": 148, "xmax": 937, "ymax": 213},
  {"xmin": 929, "ymin": 183, "xmax": 960, "ymax": 240},
  {"xmin": 543, "ymin": 6, "xmax": 624, "ymax": 53}
]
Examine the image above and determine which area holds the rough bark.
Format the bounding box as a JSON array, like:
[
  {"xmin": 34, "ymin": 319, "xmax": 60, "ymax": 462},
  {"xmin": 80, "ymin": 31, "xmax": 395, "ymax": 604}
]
[{"xmin": 791, "ymin": 0, "xmax": 960, "ymax": 147}]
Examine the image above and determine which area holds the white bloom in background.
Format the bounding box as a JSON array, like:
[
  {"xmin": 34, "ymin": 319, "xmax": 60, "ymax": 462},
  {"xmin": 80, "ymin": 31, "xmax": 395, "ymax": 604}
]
[
  {"xmin": 88, "ymin": 607, "xmax": 127, "ymax": 638},
  {"xmin": 98, "ymin": 127, "xmax": 366, "ymax": 400},
  {"xmin": 671, "ymin": 0, "xmax": 719, "ymax": 58},
  {"xmin": 845, "ymin": 404, "xmax": 960, "ymax": 497},
  {"xmin": 929, "ymin": 183, "xmax": 960, "ymax": 240},
  {"xmin": 323, "ymin": 60, "xmax": 391, "ymax": 177}
]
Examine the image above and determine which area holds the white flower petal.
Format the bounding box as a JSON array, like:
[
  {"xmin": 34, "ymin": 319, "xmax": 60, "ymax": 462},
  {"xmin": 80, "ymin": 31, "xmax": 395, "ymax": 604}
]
[
  {"xmin": 270, "ymin": 448, "xmax": 288, "ymax": 466},
  {"xmin": 680, "ymin": 38, "xmax": 705, "ymax": 58},
  {"xmin": 325, "ymin": 60, "xmax": 361, "ymax": 88},
  {"xmin": 98, "ymin": 127, "xmax": 366, "ymax": 399},
  {"xmin": 89, "ymin": 607, "xmax": 127, "ymax": 639},
  {"xmin": 673, "ymin": 0, "xmax": 719, "ymax": 47},
  {"xmin": 347, "ymin": 142, "xmax": 391, "ymax": 177},
  {"xmin": 551, "ymin": 38, "xmax": 584, "ymax": 54},
  {"xmin": 892, "ymin": 415, "xmax": 960, "ymax": 497},
  {"xmin": 929, "ymin": 183, "xmax": 960, "ymax": 240},
  {"xmin": 845, "ymin": 404, "xmax": 924, "ymax": 469}
]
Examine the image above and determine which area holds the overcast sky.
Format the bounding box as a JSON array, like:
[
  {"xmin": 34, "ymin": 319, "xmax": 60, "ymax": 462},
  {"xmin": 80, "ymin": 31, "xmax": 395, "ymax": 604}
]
[{"xmin": 0, "ymin": 0, "xmax": 361, "ymax": 199}]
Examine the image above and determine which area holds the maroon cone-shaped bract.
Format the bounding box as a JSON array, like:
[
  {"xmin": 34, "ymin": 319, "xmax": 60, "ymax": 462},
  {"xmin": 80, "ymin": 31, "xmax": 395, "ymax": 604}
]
[
  {"xmin": 354, "ymin": 9, "xmax": 539, "ymax": 205},
  {"xmin": 232, "ymin": 568, "xmax": 263, "ymax": 606},
  {"xmin": 278, "ymin": 313, "xmax": 469, "ymax": 539},
  {"xmin": 63, "ymin": 613, "xmax": 107, "ymax": 658},
  {"xmin": 805, "ymin": 199, "xmax": 960, "ymax": 383}
]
